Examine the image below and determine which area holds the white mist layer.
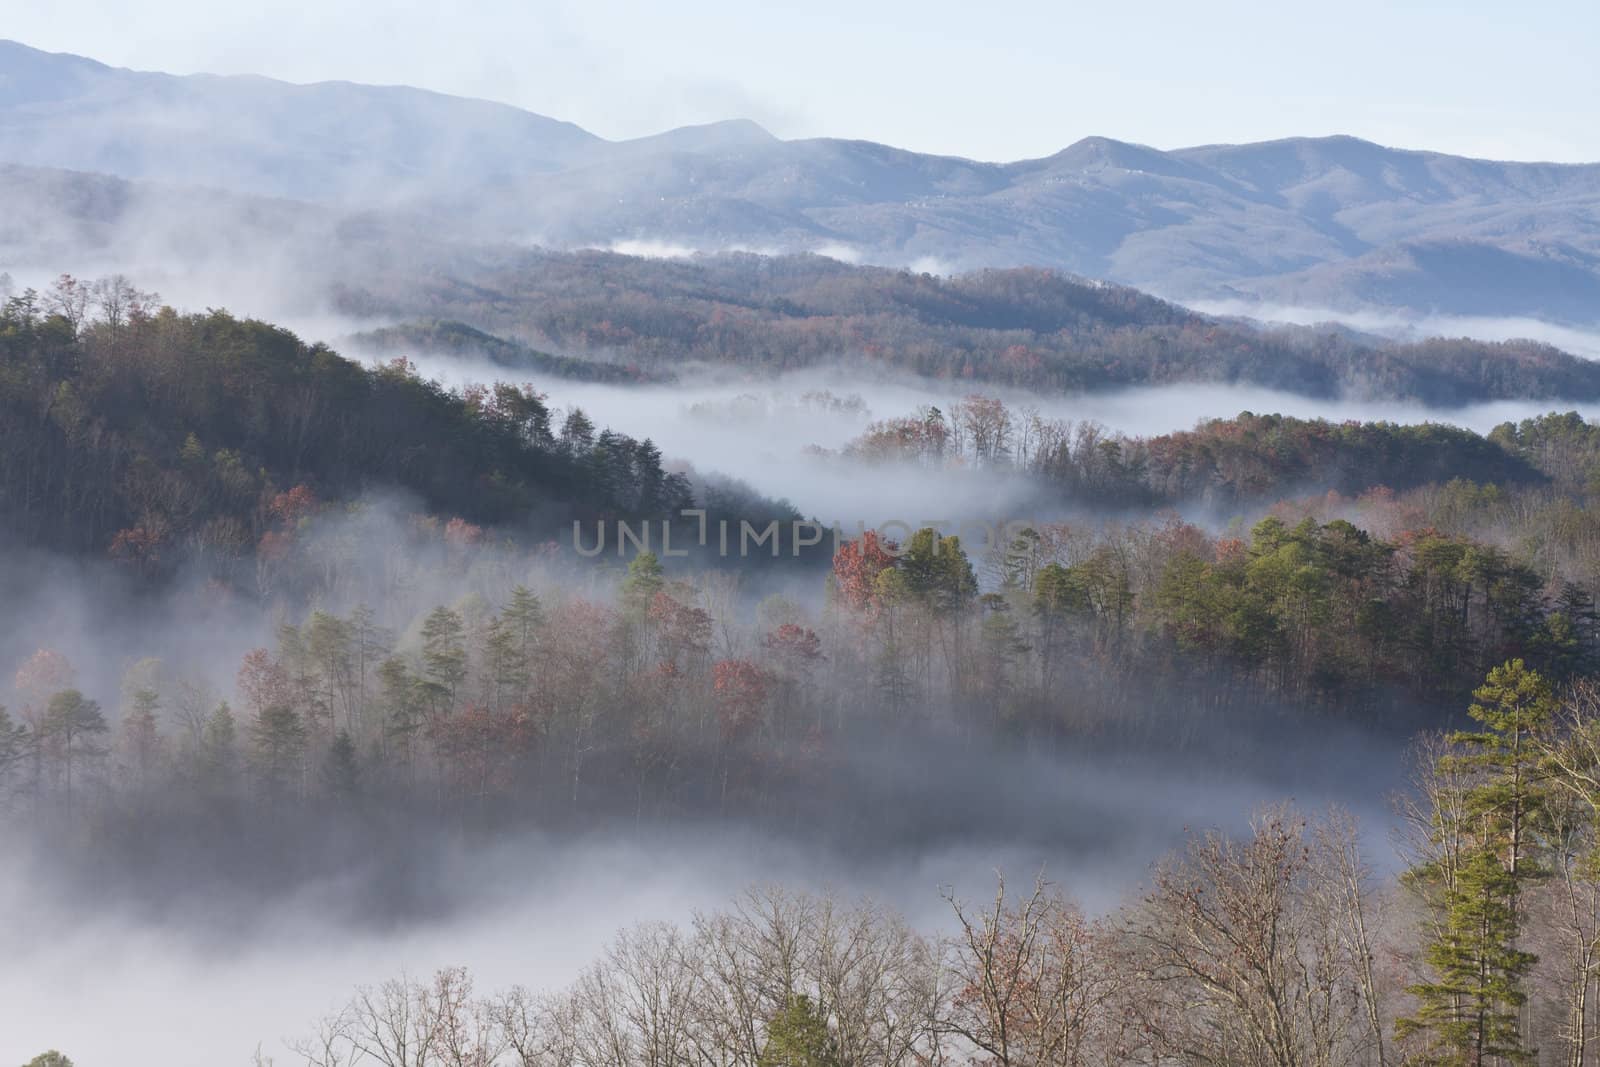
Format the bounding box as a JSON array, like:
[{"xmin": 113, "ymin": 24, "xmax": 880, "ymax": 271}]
[{"xmin": 381, "ymin": 357, "xmax": 1600, "ymax": 526}]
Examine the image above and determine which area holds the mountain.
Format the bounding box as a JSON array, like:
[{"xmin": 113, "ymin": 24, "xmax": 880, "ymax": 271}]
[
  {"xmin": 3, "ymin": 40, "xmax": 1600, "ymax": 323},
  {"xmin": 5, "ymin": 160, "xmax": 1598, "ymax": 407},
  {"xmin": 0, "ymin": 39, "xmax": 599, "ymax": 203}
]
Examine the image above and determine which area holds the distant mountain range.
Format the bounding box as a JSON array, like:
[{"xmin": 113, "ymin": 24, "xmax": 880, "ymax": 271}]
[{"xmin": 2, "ymin": 39, "xmax": 1599, "ymax": 325}]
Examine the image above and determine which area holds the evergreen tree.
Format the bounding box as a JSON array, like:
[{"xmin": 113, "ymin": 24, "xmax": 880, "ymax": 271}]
[
  {"xmin": 620, "ymin": 551, "xmax": 665, "ymax": 617},
  {"xmin": 899, "ymin": 528, "xmax": 977, "ymax": 612},
  {"xmin": 419, "ymin": 606, "xmax": 468, "ymax": 709},
  {"xmin": 120, "ymin": 687, "xmax": 162, "ymax": 787},
  {"xmin": 320, "ymin": 729, "xmax": 361, "ymax": 801},
  {"xmin": 249, "ymin": 705, "xmax": 307, "ymax": 800},
  {"xmin": 1398, "ymin": 659, "xmax": 1554, "ymax": 1065},
  {"xmin": 23, "ymin": 1052, "xmax": 74, "ymax": 1067},
  {"xmin": 0, "ymin": 705, "xmax": 26, "ymax": 800},
  {"xmin": 758, "ymin": 994, "xmax": 841, "ymax": 1067},
  {"xmin": 198, "ymin": 702, "xmax": 238, "ymax": 793},
  {"xmin": 378, "ymin": 656, "xmax": 424, "ymax": 775},
  {"xmin": 42, "ymin": 689, "xmax": 107, "ymax": 813}
]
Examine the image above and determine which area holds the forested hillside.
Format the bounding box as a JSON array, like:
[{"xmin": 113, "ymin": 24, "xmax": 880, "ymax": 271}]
[
  {"xmin": 841, "ymin": 399, "xmax": 1550, "ymax": 509},
  {"xmin": 348, "ymin": 319, "xmax": 670, "ymax": 384},
  {"xmin": 339, "ymin": 253, "xmax": 1600, "ymax": 403},
  {"xmin": 0, "ymin": 276, "xmax": 694, "ymax": 569}
]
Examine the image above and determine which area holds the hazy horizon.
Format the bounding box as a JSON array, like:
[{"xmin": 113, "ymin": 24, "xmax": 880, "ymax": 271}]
[{"xmin": 4, "ymin": 0, "xmax": 1598, "ymax": 165}]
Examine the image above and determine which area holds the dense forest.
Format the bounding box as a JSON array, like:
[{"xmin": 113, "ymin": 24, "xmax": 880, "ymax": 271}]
[
  {"xmin": 0, "ymin": 276, "xmax": 708, "ymax": 567},
  {"xmin": 333, "ymin": 251, "xmax": 1600, "ymax": 403}
]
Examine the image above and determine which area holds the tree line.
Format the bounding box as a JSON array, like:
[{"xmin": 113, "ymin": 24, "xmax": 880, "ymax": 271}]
[
  {"xmin": 5, "ymin": 504, "xmax": 1597, "ymax": 833},
  {"xmin": 842, "ymin": 397, "xmax": 1551, "ymax": 511}
]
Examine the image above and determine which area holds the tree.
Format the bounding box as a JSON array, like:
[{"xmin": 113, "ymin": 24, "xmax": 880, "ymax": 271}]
[
  {"xmin": 1124, "ymin": 806, "xmax": 1374, "ymax": 1067},
  {"xmin": 321, "ymin": 729, "xmax": 361, "ymax": 801},
  {"xmin": 250, "ymin": 705, "xmax": 308, "ymax": 800},
  {"xmin": 420, "ymin": 606, "xmax": 468, "ymax": 711},
  {"xmin": 830, "ymin": 532, "xmax": 897, "ymax": 613},
  {"xmin": 760, "ymin": 994, "xmax": 842, "ymax": 1067},
  {"xmin": 119, "ymin": 687, "xmax": 163, "ymax": 789},
  {"xmin": 197, "ymin": 702, "xmax": 238, "ymax": 794},
  {"xmin": 899, "ymin": 528, "xmax": 977, "ymax": 613},
  {"xmin": 0, "ymin": 705, "xmax": 28, "ymax": 804},
  {"xmin": 1398, "ymin": 660, "xmax": 1554, "ymax": 1066},
  {"xmin": 620, "ymin": 551, "xmax": 665, "ymax": 617},
  {"xmin": 22, "ymin": 1053, "xmax": 74, "ymax": 1067},
  {"xmin": 941, "ymin": 874, "xmax": 1119, "ymax": 1067},
  {"xmin": 42, "ymin": 689, "xmax": 107, "ymax": 813}
]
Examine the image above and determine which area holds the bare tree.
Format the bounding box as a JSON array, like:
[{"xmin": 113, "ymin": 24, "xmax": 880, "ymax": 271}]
[
  {"xmin": 89, "ymin": 274, "xmax": 159, "ymax": 334},
  {"xmin": 939, "ymin": 872, "xmax": 1123, "ymax": 1067},
  {"xmin": 691, "ymin": 886, "xmax": 819, "ymax": 1066},
  {"xmin": 489, "ymin": 986, "xmax": 579, "ymax": 1067},
  {"xmin": 1310, "ymin": 809, "xmax": 1394, "ymax": 1067},
  {"xmin": 43, "ymin": 273, "xmax": 90, "ymax": 333},
  {"xmin": 1531, "ymin": 680, "xmax": 1600, "ymax": 1064},
  {"xmin": 811, "ymin": 894, "xmax": 942, "ymax": 1067},
  {"xmin": 1120, "ymin": 806, "xmax": 1372, "ymax": 1067},
  {"xmin": 571, "ymin": 922, "xmax": 705, "ymax": 1067}
]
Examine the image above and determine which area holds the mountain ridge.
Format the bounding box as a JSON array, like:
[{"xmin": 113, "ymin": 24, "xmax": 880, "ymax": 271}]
[{"xmin": 3, "ymin": 39, "xmax": 1600, "ymax": 323}]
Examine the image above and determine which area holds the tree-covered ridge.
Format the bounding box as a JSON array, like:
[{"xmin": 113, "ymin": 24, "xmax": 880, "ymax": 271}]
[
  {"xmin": 843, "ymin": 399, "xmax": 1548, "ymax": 508},
  {"xmin": 338, "ymin": 252, "xmax": 1600, "ymax": 403},
  {"xmin": 347, "ymin": 319, "xmax": 670, "ymax": 384},
  {"xmin": 0, "ymin": 277, "xmax": 691, "ymax": 565}
]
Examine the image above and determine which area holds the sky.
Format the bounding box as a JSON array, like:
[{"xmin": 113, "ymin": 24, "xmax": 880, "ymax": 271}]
[{"xmin": 5, "ymin": 0, "xmax": 1598, "ymax": 163}]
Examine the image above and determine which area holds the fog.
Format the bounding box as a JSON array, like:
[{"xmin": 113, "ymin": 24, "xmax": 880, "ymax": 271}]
[
  {"xmin": 359, "ymin": 352, "xmax": 1600, "ymax": 531},
  {"xmin": 1193, "ymin": 297, "xmax": 1600, "ymax": 361},
  {"xmin": 0, "ymin": 739, "xmax": 1402, "ymax": 1067},
  {"xmin": 7, "ymin": 234, "xmax": 1594, "ymax": 1066},
  {"xmin": 0, "ymin": 484, "xmax": 1413, "ymax": 1065}
]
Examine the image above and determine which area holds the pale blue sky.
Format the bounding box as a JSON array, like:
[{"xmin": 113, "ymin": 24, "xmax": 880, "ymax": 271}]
[{"xmin": 7, "ymin": 0, "xmax": 1597, "ymax": 162}]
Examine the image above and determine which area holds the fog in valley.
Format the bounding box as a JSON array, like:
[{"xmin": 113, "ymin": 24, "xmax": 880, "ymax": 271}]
[
  {"xmin": 0, "ymin": 492, "xmax": 1407, "ymax": 1064},
  {"xmin": 9, "ymin": 27, "xmax": 1600, "ymax": 1067},
  {"xmin": 3, "ymin": 251, "xmax": 1596, "ymax": 1064}
]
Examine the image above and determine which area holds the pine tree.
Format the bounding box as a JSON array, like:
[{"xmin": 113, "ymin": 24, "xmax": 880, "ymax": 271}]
[
  {"xmin": 758, "ymin": 995, "xmax": 841, "ymax": 1067},
  {"xmin": 250, "ymin": 705, "xmax": 307, "ymax": 800},
  {"xmin": 0, "ymin": 704, "xmax": 26, "ymax": 799},
  {"xmin": 378, "ymin": 656, "xmax": 423, "ymax": 777},
  {"xmin": 23, "ymin": 1052, "xmax": 75, "ymax": 1067},
  {"xmin": 419, "ymin": 606, "xmax": 467, "ymax": 709},
  {"xmin": 1397, "ymin": 659, "xmax": 1553, "ymax": 1065},
  {"xmin": 199, "ymin": 702, "xmax": 238, "ymax": 793},
  {"xmin": 620, "ymin": 551, "xmax": 665, "ymax": 617},
  {"xmin": 120, "ymin": 687, "xmax": 162, "ymax": 787},
  {"xmin": 320, "ymin": 729, "xmax": 361, "ymax": 801},
  {"xmin": 43, "ymin": 689, "xmax": 107, "ymax": 814}
]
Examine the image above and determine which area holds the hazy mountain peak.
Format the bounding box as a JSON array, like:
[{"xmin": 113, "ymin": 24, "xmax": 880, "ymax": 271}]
[
  {"xmin": 616, "ymin": 117, "xmax": 779, "ymax": 153},
  {"xmin": 1050, "ymin": 135, "xmax": 1162, "ymax": 167}
]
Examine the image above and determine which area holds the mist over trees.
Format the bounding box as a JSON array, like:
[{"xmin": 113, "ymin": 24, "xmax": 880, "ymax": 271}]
[
  {"xmin": 335, "ymin": 254, "xmax": 1600, "ymax": 405},
  {"xmin": 11, "ymin": 276, "xmax": 1600, "ymax": 1065},
  {"xmin": 268, "ymin": 663, "xmax": 1600, "ymax": 1067},
  {"xmin": 12, "ymin": 29, "xmax": 1600, "ymax": 1067}
]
